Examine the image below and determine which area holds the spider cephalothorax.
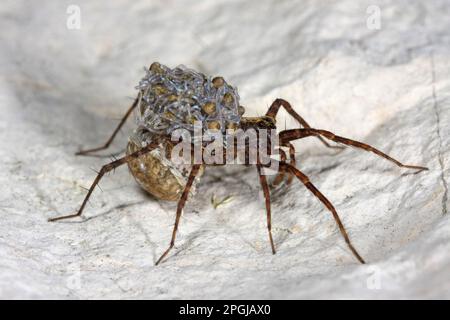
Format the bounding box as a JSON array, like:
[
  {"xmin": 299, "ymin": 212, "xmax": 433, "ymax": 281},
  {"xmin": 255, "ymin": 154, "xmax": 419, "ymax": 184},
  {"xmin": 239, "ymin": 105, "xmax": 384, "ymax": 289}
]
[{"xmin": 49, "ymin": 62, "xmax": 428, "ymax": 266}]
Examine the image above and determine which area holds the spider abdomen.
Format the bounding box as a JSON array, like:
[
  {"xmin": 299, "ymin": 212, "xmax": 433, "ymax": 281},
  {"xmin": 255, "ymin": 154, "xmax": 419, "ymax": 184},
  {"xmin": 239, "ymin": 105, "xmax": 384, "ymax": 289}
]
[{"xmin": 126, "ymin": 139, "xmax": 203, "ymax": 201}]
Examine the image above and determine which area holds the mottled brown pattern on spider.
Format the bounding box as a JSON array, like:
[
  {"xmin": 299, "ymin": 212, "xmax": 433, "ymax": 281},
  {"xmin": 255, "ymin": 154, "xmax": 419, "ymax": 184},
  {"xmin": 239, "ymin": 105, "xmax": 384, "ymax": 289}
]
[
  {"xmin": 127, "ymin": 140, "xmax": 204, "ymax": 201},
  {"xmin": 48, "ymin": 63, "xmax": 429, "ymax": 266}
]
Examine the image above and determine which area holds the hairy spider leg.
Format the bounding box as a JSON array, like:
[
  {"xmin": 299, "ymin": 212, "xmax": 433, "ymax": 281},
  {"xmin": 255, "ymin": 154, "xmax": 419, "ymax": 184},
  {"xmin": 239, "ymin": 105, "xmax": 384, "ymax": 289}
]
[
  {"xmin": 256, "ymin": 164, "xmax": 276, "ymax": 254},
  {"xmin": 76, "ymin": 95, "xmax": 140, "ymax": 156},
  {"xmin": 275, "ymin": 161, "xmax": 366, "ymax": 264},
  {"xmin": 285, "ymin": 142, "xmax": 296, "ymax": 184},
  {"xmin": 266, "ymin": 98, "xmax": 344, "ymax": 150},
  {"xmin": 279, "ymin": 128, "xmax": 429, "ymax": 172},
  {"xmin": 48, "ymin": 142, "xmax": 158, "ymax": 222},
  {"xmin": 272, "ymin": 148, "xmax": 287, "ymax": 186},
  {"xmin": 272, "ymin": 142, "xmax": 296, "ymax": 186},
  {"xmin": 155, "ymin": 164, "xmax": 202, "ymax": 265},
  {"xmin": 266, "ymin": 98, "xmax": 342, "ymax": 185}
]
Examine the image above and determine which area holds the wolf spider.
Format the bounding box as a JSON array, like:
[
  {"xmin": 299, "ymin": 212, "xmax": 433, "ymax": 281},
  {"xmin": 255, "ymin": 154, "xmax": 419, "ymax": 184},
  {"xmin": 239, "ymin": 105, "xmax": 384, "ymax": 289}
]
[{"xmin": 48, "ymin": 63, "xmax": 428, "ymax": 265}]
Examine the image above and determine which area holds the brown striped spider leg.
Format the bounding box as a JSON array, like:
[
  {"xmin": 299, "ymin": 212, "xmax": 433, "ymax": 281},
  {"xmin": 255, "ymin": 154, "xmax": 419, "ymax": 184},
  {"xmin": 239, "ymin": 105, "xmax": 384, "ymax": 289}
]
[
  {"xmin": 276, "ymin": 161, "xmax": 366, "ymax": 264},
  {"xmin": 260, "ymin": 156, "xmax": 366, "ymax": 263},
  {"xmin": 266, "ymin": 98, "xmax": 344, "ymax": 150},
  {"xmin": 268, "ymin": 128, "xmax": 428, "ymax": 263},
  {"xmin": 155, "ymin": 164, "xmax": 202, "ymax": 265},
  {"xmin": 75, "ymin": 95, "xmax": 139, "ymax": 156},
  {"xmin": 48, "ymin": 142, "xmax": 158, "ymax": 222},
  {"xmin": 272, "ymin": 148, "xmax": 288, "ymax": 187},
  {"xmin": 279, "ymin": 128, "xmax": 428, "ymax": 172},
  {"xmin": 266, "ymin": 98, "xmax": 342, "ymax": 186},
  {"xmin": 257, "ymin": 164, "xmax": 276, "ymax": 254},
  {"xmin": 272, "ymin": 142, "xmax": 296, "ymax": 187}
]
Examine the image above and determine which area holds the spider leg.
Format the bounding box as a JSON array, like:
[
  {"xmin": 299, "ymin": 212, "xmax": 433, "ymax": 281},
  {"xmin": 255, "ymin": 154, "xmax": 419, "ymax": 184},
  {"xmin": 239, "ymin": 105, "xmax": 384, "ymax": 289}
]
[
  {"xmin": 256, "ymin": 165, "xmax": 276, "ymax": 254},
  {"xmin": 76, "ymin": 95, "xmax": 140, "ymax": 156},
  {"xmin": 279, "ymin": 128, "xmax": 428, "ymax": 172},
  {"xmin": 277, "ymin": 161, "xmax": 365, "ymax": 264},
  {"xmin": 272, "ymin": 148, "xmax": 287, "ymax": 186},
  {"xmin": 286, "ymin": 142, "xmax": 296, "ymax": 185},
  {"xmin": 272, "ymin": 142, "xmax": 296, "ymax": 186},
  {"xmin": 48, "ymin": 142, "xmax": 158, "ymax": 222},
  {"xmin": 266, "ymin": 98, "xmax": 343, "ymax": 150},
  {"xmin": 155, "ymin": 164, "xmax": 202, "ymax": 265}
]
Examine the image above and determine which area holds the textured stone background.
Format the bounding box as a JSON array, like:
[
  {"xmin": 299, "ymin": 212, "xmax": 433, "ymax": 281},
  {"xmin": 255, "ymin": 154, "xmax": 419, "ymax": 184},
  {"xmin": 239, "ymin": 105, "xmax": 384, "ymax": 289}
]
[{"xmin": 0, "ymin": 0, "xmax": 449, "ymax": 299}]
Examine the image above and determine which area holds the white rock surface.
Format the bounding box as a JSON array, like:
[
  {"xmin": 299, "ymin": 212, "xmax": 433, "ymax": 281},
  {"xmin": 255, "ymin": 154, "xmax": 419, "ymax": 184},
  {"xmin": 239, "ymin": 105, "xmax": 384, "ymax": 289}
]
[{"xmin": 0, "ymin": 0, "xmax": 449, "ymax": 299}]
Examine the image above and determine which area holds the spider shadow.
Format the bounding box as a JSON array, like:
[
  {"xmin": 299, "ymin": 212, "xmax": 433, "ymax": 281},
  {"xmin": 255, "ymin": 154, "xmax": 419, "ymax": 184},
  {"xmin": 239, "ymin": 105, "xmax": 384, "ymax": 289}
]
[{"xmin": 49, "ymin": 200, "xmax": 146, "ymax": 224}]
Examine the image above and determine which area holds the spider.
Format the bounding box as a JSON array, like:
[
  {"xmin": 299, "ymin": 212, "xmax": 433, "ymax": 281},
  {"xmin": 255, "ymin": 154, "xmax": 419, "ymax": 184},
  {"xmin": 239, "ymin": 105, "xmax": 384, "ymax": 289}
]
[{"xmin": 48, "ymin": 62, "xmax": 428, "ymax": 265}]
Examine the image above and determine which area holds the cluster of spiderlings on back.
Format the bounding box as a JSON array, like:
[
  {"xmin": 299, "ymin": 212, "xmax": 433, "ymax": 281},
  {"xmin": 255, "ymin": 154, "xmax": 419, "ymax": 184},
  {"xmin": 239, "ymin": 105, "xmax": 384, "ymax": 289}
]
[{"xmin": 134, "ymin": 62, "xmax": 245, "ymax": 144}]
